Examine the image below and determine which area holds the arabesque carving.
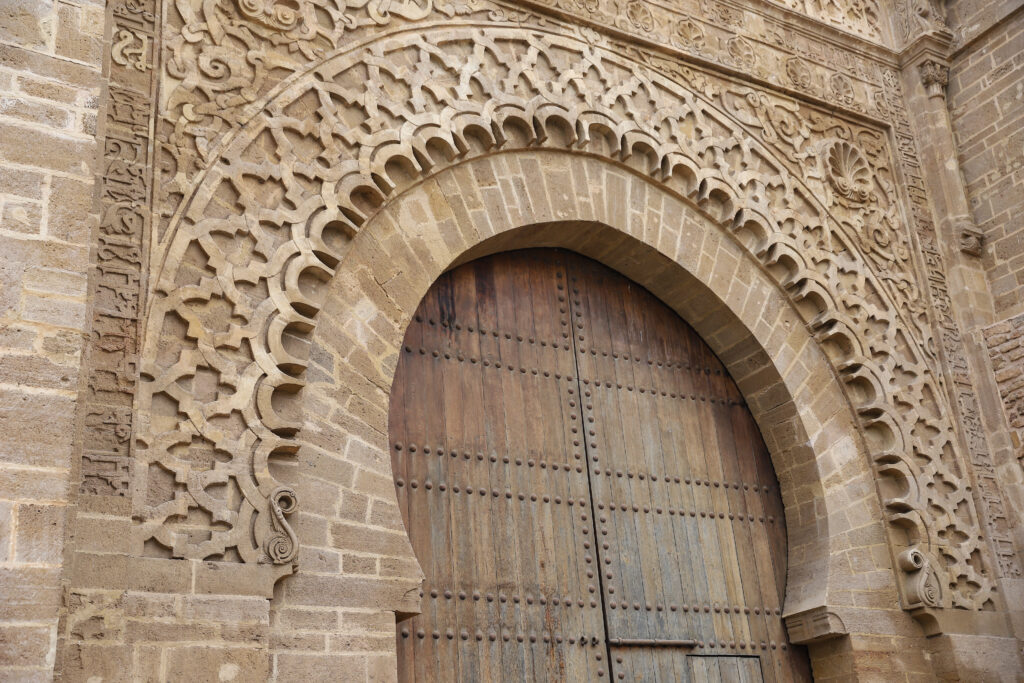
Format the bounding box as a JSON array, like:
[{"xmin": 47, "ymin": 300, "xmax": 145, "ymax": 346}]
[
  {"xmin": 135, "ymin": 22, "xmax": 997, "ymax": 613},
  {"xmin": 153, "ymin": 0, "xmax": 897, "ymax": 240},
  {"xmin": 526, "ymin": 0, "xmax": 882, "ymax": 43},
  {"xmin": 879, "ymin": 67, "xmax": 1020, "ymax": 580}
]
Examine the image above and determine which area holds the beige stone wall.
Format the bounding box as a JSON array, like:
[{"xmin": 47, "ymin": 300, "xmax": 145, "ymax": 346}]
[
  {"xmin": 948, "ymin": 8, "xmax": 1024, "ymax": 317},
  {"xmin": 0, "ymin": 0, "xmax": 103, "ymax": 678},
  {"xmin": 984, "ymin": 312, "xmax": 1024, "ymax": 474},
  {"xmin": 0, "ymin": 0, "xmax": 1020, "ymax": 679}
]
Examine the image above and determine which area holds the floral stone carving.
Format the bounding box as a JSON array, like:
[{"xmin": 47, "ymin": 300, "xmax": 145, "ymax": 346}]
[{"xmin": 135, "ymin": 22, "xmax": 995, "ymax": 614}]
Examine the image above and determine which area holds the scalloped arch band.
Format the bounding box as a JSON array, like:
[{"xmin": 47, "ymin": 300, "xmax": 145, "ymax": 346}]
[{"xmin": 135, "ymin": 25, "xmax": 993, "ymax": 612}]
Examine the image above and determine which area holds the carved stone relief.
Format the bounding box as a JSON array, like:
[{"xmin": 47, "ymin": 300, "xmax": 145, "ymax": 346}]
[
  {"xmin": 65, "ymin": 0, "xmax": 1019, "ymax": 641},
  {"xmin": 129, "ymin": 16, "xmax": 1001, "ymax": 617},
  {"xmin": 78, "ymin": 0, "xmax": 159, "ymax": 499},
  {"xmin": 892, "ymin": 0, "xmax": 949, "ymax": 46},
  {"xmin": 880, "ymin": 67, "xmax": 1021, "ymax": 580},
  {"xmin": 919, "ymin": 59, "xmax": 949, "ymax": 99},
  {"xmin": 152, "ymin": 0, "xmax": 902, "ymax": 247},
  {"xmin": 529, "ymin": 0, "xmax": 884, "ymax": 43}
]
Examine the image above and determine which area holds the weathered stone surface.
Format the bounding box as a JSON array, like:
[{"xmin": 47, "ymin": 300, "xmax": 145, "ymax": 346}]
[{"xmin": 0, "ymin": 0, "xmax": 1019, "ymax": 679}]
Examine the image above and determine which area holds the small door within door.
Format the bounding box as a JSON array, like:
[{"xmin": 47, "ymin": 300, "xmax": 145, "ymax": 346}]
[{"xmin": 390, "ymin": 249, "xmax": 812, "ymax": 681}]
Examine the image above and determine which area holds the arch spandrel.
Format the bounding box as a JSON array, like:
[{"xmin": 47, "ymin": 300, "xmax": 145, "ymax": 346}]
[{"xmin": 135, "ymin": 23, "xmax": 994, "ymax": 623}]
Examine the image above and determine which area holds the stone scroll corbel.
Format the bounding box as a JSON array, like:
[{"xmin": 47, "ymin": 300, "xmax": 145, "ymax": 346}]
[
  {"xmin": 898, "ymin": 546, "xmax": 946, "ymax": 634},
  {"xmin": 898, "ymin": 547, "xmax": 943, "ymax": 608},
  {"xmin": 261, "ymin": 486, "xmax": 299, "ymax": 564}
]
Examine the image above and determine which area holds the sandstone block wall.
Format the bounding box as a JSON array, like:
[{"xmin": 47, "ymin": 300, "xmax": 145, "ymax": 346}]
[
  {"xmin": 948, "ymin": 8, "xmax": 1024, "ymax": 317},
  {"xmin": 0, "ymin": 0, "xmax": 103, "ymax": 678},
  {"xmin": 0, "ymin": 0, "xmax": 1022, "ymax": 679},
  {"xmin": 985, "ymin": 313, "xmax": 1024, "ymax": 464}
]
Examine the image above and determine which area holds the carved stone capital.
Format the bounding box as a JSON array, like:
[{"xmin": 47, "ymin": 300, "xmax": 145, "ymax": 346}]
[{"xmin": 919, "ymin": 59, "xmax": 949, "ymax": 99}]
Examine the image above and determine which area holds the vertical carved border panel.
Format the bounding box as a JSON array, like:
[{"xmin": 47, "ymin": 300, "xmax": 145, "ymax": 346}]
[
  {"xmin": 882, "ymin": 69, "xmax": 1021, "ymax": 583},
  {"xmin": 79, "ymin": 0, "xmax": 160, "ymax": 499}
]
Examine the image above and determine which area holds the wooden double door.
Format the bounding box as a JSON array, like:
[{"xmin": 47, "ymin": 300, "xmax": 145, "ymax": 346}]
[{"xmin": 390, "ymin": 250, "xmax": 811, "ymax": 681}]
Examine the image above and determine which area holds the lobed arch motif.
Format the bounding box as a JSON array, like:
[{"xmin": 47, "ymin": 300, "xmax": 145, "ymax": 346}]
[{"xmin": 136, "ymin": 23, "xmax": 992, "ymax": 612}]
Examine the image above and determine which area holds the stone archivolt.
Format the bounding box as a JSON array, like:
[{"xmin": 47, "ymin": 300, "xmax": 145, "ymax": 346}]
[
  {"xmin": 135, "ymin": 15, "xmax": 996, "ymax": 616},
  {"xmin": 154, "ymin": 0, "xmax": 897, "ymax": 235}
]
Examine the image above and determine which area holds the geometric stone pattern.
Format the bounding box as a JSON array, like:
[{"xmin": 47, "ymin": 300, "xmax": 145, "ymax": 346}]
[{"xmin": 135, "ymin": 14, "xmax": 996, "ymax": 615}]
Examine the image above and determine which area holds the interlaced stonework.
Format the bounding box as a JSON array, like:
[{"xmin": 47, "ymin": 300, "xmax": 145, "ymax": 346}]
[
  {"xmin": 147, "ymin": 11, "xmax": 981, "ymax": 596},
  {"xmin": 0, "ymin": 0, "xmax": 1022, "ymax": 679}
]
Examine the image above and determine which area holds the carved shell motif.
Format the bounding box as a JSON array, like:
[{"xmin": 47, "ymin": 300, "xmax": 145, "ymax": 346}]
[
  {"xmin": 824, "ymin": 140, "xmax": 872, "ymax": 204},
  {"xmin": 672, "ymin": 17, "xmax": 705, "ymax": 51},
  {"xmin": 626, "ymin": 1, "xmax": 655, "ymax": 32}
]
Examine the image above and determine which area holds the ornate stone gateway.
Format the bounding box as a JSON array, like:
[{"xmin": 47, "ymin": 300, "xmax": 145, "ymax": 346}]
[
  {"xmin": 390, "ymin": 249, "xmax": 812, "ymax": 680},
  {"xmin": 20, "ymin": 0, "xmax": 1015, "ymax": 676}
]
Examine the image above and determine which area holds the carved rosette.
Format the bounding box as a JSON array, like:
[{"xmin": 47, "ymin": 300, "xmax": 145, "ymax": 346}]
[
  {"xmin": 786, "ymin": 57, "xmax": 813, "ymax": 91},
  {"xmin": 671, "ymin": 16, "xmax": 705, "ymax": 51},
  {"xmin": 625, "ymin": 0, "xmax": 654, "ymax": 32},
  {"xmin": 726, "ymin": 36, "xmax": 756, "ymax": 71}
]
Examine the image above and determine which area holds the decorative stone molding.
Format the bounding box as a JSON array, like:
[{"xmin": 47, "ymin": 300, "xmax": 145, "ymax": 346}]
[
  {"xmin": 784, "ymin": 607, "xmax": 848, "ymax": 644},
  {"xmin": 534, "ymin": 0, "xmax": 884, "ymax": 44},
  {"xmin": 899, "ymin": 547, "xmax": 943, "ymax": 609},
  {"xmin": 151, "ymin": 0, "xmax": 908, "ymax": 232},
  {"xmin": 130, "ymin": 16, "xmax": 1000, "ymax": 617},
  {"xmin": 880, "ymin": 65, "xmax": 1021, "ymax": 582},
  {"xmin": 958, "ymin": 220, "xmax": 984, "ymax": 257},
  {"xmin": 919, "ymin": 59, "xmax": 949, "ymax": 98}
]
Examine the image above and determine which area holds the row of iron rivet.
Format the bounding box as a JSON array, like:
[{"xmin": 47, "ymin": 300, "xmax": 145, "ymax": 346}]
[
  {"xmin": 418, "ymin": 318, "xmax": 571, "ymax": 344},
  {"xmin": 394, "ymin": 478, "xmax": 589, "ymax": 504},
  {"xmin": 403, "ymin": 347, "xmax": 739, "ymax": 405},
  {"xmin": 420, "ymin": 587, "xmax": 594, "ymax": 607},
  {"xmin": 393, "ymin": 443, "xmax": 584, "ymax": 473},
  {"xmin": 597, "ymin": 502, "xmax": 775, "ymax": 523},
  {"xmin": 393, "ymin": 443, "xmax": 774, "ymax": 495},
  {"xmin": 581, "ymin": 377, "xmax": 740, "ymax": 405},
  {"xmin": 418, "ymin": 586, "xmax": 780, "ymax": 617},
  {"xmin": 400, "ymin": 627, "xmax": 787, "ymax": 652},
  {"xmin": 417, "ymin": 314, "xmax": 724, "ymax": 376},
  {"xmin": 605, "ymin": 601, "xmax": 782, "ymax": 616},
  {"xmin": 393, "ymin": 479, "xmax": 772, "ymax": 524}
]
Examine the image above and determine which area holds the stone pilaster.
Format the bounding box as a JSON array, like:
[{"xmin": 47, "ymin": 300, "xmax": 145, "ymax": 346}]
[{"xmin": 896, "ymin": 26, "xmax": 1024, "ymax": 674}]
